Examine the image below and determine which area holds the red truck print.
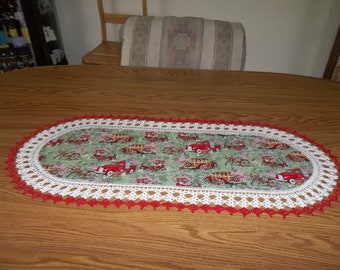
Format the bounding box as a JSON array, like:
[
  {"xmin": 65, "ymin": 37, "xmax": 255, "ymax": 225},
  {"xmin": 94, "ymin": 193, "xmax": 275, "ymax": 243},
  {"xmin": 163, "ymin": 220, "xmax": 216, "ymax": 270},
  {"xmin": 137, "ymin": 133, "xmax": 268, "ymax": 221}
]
[
  {"xmin": 95, "ymin": 160, "xmax": 136, "ymax": 177},
  {"xmin": 185, "ymin": 140, "xmax": 221, "ymax": 154},
  {"xmin": 275, "ymin": 168, "xmax": 306, "ymax": 185}
]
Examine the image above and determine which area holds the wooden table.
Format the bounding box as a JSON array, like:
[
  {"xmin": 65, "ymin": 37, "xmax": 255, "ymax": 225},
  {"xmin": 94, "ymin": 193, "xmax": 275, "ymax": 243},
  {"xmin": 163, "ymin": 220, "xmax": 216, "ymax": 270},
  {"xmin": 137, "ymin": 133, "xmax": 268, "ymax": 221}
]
[{"xmin": 0, "ymin": 65, "xmax": 339, "ymax": 270}]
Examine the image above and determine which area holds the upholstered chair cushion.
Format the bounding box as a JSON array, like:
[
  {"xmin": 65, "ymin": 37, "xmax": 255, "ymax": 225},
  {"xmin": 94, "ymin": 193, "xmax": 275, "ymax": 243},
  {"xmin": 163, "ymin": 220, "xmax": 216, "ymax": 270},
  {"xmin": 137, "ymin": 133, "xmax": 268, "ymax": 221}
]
[{"xmin": 120, "ymin": 16, "xmax": 246, "ymax": 70}]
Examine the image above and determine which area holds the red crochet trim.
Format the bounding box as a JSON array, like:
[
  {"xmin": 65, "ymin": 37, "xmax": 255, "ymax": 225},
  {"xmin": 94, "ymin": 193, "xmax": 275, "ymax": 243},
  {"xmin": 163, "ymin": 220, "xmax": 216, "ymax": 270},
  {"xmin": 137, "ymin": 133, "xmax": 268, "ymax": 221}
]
[{"xmin": 5, "ymin": 115, "xmax": 340, "ymax": 218}]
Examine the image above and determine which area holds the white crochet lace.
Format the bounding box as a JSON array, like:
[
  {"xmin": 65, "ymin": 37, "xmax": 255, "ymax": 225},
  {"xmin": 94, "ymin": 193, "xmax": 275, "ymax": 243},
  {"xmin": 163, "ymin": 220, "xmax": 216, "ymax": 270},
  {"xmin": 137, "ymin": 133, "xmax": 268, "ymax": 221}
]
[{"xmin": 15, "ymin": 118, "xmax": 338, "ymax": 209}]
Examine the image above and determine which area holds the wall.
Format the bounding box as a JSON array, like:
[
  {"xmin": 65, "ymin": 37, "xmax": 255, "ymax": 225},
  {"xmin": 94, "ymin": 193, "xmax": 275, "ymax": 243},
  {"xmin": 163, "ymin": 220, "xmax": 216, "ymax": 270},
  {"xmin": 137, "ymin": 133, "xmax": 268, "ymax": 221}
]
[{"xmin": 54, "ymin": 0, "xmax": 340, "ymax": 78}]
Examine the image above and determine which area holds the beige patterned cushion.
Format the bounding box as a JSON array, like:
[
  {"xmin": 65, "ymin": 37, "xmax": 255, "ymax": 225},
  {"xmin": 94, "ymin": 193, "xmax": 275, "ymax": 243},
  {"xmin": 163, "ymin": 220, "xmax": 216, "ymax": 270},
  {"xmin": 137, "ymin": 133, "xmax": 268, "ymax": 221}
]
[{"xmin": 120, "ymin": 16, "xmax": 246, "ymax": 70}]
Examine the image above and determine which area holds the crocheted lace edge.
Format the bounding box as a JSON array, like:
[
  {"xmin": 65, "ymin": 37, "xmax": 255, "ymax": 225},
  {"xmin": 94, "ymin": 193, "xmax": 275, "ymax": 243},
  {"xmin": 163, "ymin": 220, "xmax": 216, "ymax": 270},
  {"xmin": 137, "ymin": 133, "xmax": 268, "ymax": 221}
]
[{"xmin": 6, "ymin": 115, "xmax": 340, "ymax": 218}]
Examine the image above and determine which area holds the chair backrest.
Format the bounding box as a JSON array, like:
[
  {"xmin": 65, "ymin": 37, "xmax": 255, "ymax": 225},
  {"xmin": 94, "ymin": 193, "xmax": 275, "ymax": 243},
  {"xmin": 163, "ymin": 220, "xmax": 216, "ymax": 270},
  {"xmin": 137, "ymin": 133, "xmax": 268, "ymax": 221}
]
[
  {"xmin": 97, "ymin": 0, "xmax": 148, "ymax": 41},
  {"xmin": 120, "ymin": 16, "xmax": 246, "ymax": 70}
]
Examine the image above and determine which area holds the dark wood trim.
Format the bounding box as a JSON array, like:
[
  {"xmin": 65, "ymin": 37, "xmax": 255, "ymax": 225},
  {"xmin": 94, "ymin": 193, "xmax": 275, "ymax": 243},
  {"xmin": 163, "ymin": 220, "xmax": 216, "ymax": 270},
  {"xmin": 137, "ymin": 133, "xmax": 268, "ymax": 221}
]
[
  {"xmin": 19, "ymin": 0, "xmax": 53, "ymax": 65},
  {"xmin": 323, "ymin": 24, "xmax": 340, "ymax": 79}
]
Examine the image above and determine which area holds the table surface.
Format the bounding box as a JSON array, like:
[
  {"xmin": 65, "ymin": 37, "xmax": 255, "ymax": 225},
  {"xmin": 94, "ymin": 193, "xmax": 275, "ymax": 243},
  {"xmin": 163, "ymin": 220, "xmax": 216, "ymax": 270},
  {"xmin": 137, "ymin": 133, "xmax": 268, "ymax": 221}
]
[{"xmin": 0, "ymin": 65, "xmax": 339, "ymax": 270}]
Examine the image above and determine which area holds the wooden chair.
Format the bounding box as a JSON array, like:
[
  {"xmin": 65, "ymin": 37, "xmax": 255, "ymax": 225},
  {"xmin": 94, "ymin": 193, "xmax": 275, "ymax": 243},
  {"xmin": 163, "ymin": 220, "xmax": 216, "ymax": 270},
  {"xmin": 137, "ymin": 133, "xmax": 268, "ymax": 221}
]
[
  {"xmin": 82, "ymin": 0, "xmax": 147, "ymax": 66},
  {"xmin": 82, "ymin": 0, "xmax": 246, "ymax": 71}
]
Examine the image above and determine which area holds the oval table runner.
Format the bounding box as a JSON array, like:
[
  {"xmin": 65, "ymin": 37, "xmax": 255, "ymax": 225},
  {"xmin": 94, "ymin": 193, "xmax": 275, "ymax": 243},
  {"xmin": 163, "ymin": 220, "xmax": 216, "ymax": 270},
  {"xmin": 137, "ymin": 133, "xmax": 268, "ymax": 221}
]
[{"xmin": 7, "ymin": 116, "xmax": 340, "ymax": 217}]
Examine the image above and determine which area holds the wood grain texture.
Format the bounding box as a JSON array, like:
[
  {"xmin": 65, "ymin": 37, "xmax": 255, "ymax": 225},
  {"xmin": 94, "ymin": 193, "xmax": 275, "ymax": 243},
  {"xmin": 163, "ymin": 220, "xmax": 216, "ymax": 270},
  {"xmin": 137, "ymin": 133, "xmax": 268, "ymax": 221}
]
[
  {"xmin": 0, "ymin": 65, "xmax": 340, "ymax": 270},
  {"xmin": 82, "ymin": 41, "xmax": 121, "ymax": 65}
]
